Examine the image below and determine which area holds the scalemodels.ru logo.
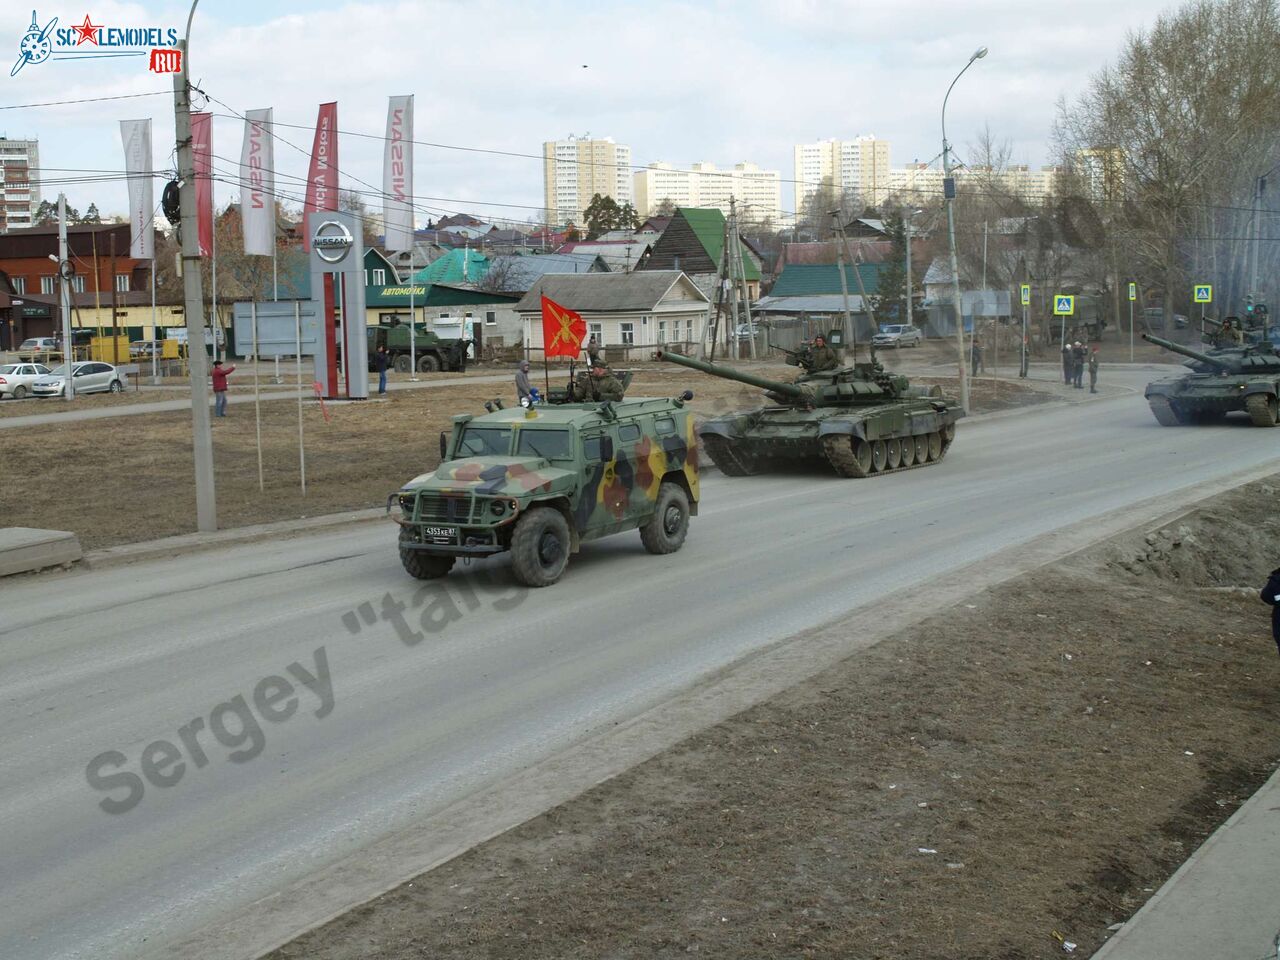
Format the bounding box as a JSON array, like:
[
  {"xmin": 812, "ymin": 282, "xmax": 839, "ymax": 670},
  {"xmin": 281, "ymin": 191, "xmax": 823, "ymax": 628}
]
[{"xmin": 10, "ymin": 9, "xmax": 182, "ymax": 77}]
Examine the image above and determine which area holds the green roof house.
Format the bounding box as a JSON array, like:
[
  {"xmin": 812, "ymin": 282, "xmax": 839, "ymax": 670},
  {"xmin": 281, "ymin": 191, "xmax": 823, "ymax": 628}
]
[{"xmin": 639, "ymin": 207, "xmax": 761, "ymax": 300}]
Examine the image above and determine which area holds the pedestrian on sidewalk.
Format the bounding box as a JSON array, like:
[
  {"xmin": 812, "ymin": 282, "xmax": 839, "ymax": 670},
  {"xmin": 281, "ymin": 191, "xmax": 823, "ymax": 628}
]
[
  {"xmin": 971, "ymin": 337, "xmax": 983, "ymax": 376},
  {"xmin": 1261, "ymin": 567, "xmax": 1280, "ymax": 656},
  {"xmin": 515, "ymin": 359, "xmax": 533, "ymax": 404},
  {"xmin": 210, "ymin": 359, "xmax": 236, "ymax": 417},
  {"xmin": 375, "ymin": 345, "xmax": 390, "ymax": 395},
  {"xmin": 1062, "ymin": 342, "xmax": 1073, "ymax": 384},
  {"xmin": 1088, "ymin": 347, "xmax": 1100, "ymax": 393},
  {"xmin": 1072, "ymin": 341, "xmax": 1086, "ymax": 389}
]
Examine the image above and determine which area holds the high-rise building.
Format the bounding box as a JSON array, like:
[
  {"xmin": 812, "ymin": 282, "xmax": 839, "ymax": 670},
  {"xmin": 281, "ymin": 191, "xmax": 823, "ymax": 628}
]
[
  {"xmin": 793, "ymin": 136, "xmax": 891, "ymax": 212},
  {"xmin": 1075, "ymin": 147, "xmax": 1126, "ymax": 201},
  {"xmin": 542, "ymin": 135, "xmax": 632, "ymax": 225},
  {"xmin": 633, "ymin": 161, "xmax": 782, "ymax": 224},
  {"xmin": 887, "ymin": 162, "xmax": 1060, "ymax": 204},
  {"xmin": 0, "ymin": 137, "xmax": 40, "ymax": 232}
]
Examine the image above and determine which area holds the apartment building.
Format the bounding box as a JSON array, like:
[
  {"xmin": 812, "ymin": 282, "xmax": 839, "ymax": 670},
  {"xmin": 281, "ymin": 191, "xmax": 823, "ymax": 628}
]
[
  {"xmin": 793, "ymin": 136, "xmax": 891, "ymax": 210},
  {"xmin": 633, "ymin": 161, "xmax": 782, "ymax": 224},
  {"xmin": 0, "ymin": 137, "xmax": 40, "ymax": 232},
  {"xmin": 887, "ymin": 162, "xmax": 1060, "ymax": 204},
  {"xmin": 542, "ymin": 135, "xmax": 632, "ymax": 224}
]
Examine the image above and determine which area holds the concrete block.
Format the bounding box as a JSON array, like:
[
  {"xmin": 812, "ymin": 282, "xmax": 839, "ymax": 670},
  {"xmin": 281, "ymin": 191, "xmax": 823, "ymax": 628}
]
[{"xmin": 0, "ymin": 527, "xmax": 83, "ymax": 577}]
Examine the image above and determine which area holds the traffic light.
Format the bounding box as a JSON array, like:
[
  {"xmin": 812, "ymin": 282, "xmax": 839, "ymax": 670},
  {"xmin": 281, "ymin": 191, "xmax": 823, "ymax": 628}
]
[{"xmin": 1246, "ymin": 295, "xmax": 1254, "ymax": 315}]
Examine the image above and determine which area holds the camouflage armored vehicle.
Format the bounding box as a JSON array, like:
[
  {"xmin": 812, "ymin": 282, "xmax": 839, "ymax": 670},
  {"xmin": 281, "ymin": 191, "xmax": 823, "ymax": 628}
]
[
  {"xmin": 368, "ymin": 321, "xmax": 469, "ymax": 373},
  {"xmin": 655, "ymin": 350, "xmax": 963, "ymax": 478},
  {"xmin": 392, "ymin": 392, "xmax": 699, "ymax": 586},
  {"xmin": 1141, "ymin": 333, "xmax": 1280, "ymax": 427}
]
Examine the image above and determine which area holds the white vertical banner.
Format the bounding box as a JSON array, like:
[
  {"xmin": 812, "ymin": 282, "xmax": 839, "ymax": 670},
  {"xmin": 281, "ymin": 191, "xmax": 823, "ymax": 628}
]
[
  {"xmin": 119, "ymin": 119, "xmax": 154, "ymax": 260},
  {"xmin": 383, "ymin": 94, "xmax": 414, "ymax": 252},
  {"xmin": 240, "ymin": 108, "xmax": 275, "ymax": 256}
]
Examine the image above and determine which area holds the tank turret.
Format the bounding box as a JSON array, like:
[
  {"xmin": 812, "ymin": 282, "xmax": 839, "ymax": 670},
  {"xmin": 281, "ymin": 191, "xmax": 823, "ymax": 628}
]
[{"xmin": 652, "ymin": 350, "xmax": 962, "ymax": 478}]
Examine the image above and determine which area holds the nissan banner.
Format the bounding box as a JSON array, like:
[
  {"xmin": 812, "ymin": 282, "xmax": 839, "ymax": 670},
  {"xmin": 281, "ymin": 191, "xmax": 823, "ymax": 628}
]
[
  {"xmin": 383, "ymin": 95, "xmax": 414, "ymax": 252},
  {"xmin": 302, "ymin": 101, "xmax": 338, "ymax": 250},
  {"xmin": 240, "ymin": 108, "xmax": 275, "ymax": 257},
  {"xmin": 119, "ymin": 118, "xmax": 154, "ymax": 260}
]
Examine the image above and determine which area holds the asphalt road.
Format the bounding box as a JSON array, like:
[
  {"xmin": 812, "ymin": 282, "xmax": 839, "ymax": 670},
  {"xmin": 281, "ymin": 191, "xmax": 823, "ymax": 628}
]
[{"xmin": 3, "ymin": 370, "xmax": 1278, "ymax": 960}]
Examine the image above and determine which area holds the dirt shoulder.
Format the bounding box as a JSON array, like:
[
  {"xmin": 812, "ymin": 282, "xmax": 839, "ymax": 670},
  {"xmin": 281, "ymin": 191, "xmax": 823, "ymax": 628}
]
[
  {"xmin": 1, "ymin": 365, "xmax": 1050, "ymax": 551},
  {"xmin": 265, "ymin": 477, "xmax": 1280, "ymax": 960}
]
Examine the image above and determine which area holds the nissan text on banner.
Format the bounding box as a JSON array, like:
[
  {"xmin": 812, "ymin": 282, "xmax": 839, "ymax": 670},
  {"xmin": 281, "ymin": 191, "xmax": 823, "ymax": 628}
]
[
  {"xmin": 119, "ymin": 119, "xmax": 154, "ymax": 260},
  {"xmin": 191, "ymin": 112, "xmax": 213, "ymax": 257},
  {"xmin": 239, "ymin": 108, "xmax": 275, "ymax": 257},
  {"xmin": 383, "ymin": 95, "xmax": 414, "ymax": 252},
  {"xmin": 302, "ymin": 102, "xmax": 338, "ymax": 251}
]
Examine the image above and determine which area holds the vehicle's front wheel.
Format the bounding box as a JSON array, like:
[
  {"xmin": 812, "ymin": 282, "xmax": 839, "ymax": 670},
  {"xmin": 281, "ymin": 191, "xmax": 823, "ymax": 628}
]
[
  {"xmin": 640, "ymin": 481, "xmax": 690, "ymax": 554},
  {"xmin": 510, "ymin": 506, "xmax": 571, "ymax": 586},
  {"xmin": 398, "ymin": 527, "xmax": 455, "ymax": 579},
  {"xmin": 394, "ymin": 355, "xmax": 411, "ymax": 374}
]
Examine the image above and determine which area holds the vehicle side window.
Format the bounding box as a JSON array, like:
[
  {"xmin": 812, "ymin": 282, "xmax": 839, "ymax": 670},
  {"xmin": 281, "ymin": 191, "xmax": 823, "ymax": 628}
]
[
  {"xmin": 583, "ymin": 435, "xmax": 603, "ymax": 461},
  {"xmin": 618, "ymin": 422, "xmax": 641, "ymax": 443},
  {"xmin": 655, "ymin": 416, "xmax": 676, "ymax": 436}
]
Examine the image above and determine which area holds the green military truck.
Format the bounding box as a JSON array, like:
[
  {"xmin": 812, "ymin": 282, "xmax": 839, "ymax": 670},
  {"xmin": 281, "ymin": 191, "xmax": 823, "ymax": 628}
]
[
  {"xmin": 368, "ymin": 320, "xmax": 469, "ymax": 374},
  {"xmin": 391, "ymin": 391, "xmax": 700, "ymax": 586}
]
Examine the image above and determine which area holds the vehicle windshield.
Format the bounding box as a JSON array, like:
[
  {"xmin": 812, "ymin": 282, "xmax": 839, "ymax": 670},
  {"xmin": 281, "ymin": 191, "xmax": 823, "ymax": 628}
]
[
  {"xmin": 516, "ymin": 428, "xmax": 572, "ymax": 460},
  {"xmin": 457, "ymin": 426, "xmax": 513, "ymax": 456},
  {"xmin": 46, "ymin": 364, "xmax": 74, "ymax": 377},
  {"xmin": 880, "ymin": 325, "xmax": 904, "ymax": 334}
]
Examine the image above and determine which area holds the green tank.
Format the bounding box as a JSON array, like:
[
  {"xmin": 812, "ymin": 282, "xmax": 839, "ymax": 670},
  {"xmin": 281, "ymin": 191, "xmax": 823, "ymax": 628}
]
[
  {"xmin": 1141, "ymin": 333, "xmax": 1280, "ymax": 427},
  {"xmin": 654, "ymin": 350, "xmax": 964, "ymax": 477}
]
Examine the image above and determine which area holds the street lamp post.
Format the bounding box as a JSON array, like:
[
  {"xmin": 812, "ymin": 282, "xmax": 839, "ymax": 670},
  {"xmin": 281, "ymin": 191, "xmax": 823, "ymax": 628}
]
[
  {"xmin": 904, "ymin": 207, "xmax": 923, "ymax": 330},
  {"xmin": 942, "ymin": 45, "xmax": 987, "ymax": 414}
]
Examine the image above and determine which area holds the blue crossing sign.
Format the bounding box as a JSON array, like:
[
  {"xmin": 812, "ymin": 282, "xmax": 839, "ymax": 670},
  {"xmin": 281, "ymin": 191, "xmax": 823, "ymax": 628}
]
[
  {"xmin": 1193, "ymin": 284, "xmax": 1213, "ymax": 303},
  {"xmin": 1020, "ymin": 283, "xmax": 1031, "ymax": 306},
  {"xmin": 1053, "ymin": 295, "xmax": 1075, "ymax": 316}
]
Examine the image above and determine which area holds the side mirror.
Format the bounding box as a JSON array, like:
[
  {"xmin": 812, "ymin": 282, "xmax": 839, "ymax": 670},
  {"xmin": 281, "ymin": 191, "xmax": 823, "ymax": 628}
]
[
  {"xmin": 438, "ymin": 431, "xmax": 448, "ymax": 461},
  {"xmin": 599, "ymin": 436, "xmax": 614, "ymax": 462}
]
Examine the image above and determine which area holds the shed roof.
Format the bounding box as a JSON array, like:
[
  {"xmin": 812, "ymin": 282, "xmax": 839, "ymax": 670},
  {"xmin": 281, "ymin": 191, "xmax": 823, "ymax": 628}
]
[
  {"xmin": 769, "ymin": 263, "xmax": 883, "ymax": 298},
  {"xmin": 514, "ymin": 271, "xmax": 707, "ymax": 314}
]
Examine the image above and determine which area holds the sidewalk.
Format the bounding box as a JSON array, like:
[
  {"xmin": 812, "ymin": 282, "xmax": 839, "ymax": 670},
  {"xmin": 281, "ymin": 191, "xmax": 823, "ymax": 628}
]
[{"xmin": 1090, "ymin": 766, "xmax": 1280, "ymax": 959}]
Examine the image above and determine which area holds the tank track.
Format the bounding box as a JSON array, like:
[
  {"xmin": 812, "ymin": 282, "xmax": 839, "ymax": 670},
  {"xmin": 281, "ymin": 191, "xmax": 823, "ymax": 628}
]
[
  {"xmin": 701, "ymin": 434, "xmax": 760, "ymax": 476},
  {"xmin": 820, "ymin": 429, "xmax": 955, "ymax": 479},
  {"xmin": 1147, "ymin": 396, "xmax": 1185, "ymax": 426},
  {"xmin": 1245, "ymin": 393, "xmax": 1278, "ymax": 427}
]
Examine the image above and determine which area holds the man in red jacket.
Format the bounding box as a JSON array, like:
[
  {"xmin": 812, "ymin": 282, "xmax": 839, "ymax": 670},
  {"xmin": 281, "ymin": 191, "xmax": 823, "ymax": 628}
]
[{"xmin": 211, "ymin": 359, "xmax": 236, "ymax": 417}]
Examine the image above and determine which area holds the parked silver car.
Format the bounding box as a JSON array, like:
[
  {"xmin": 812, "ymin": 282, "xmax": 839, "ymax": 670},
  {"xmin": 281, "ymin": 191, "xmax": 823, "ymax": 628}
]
[
  {"xmin": 31, "ymin": 362, "xmax": 126, "ymax": 398},
  {"xmin": 16, "ymin": 337, "xmax": 62, "ymax": 362},
  {"xmin": 871, "ymin": 324, "xmax": 924, "ymax": 348},
  {"xmin": 0, "ymin": 362, "xmax": 52, "ymax": 399}
]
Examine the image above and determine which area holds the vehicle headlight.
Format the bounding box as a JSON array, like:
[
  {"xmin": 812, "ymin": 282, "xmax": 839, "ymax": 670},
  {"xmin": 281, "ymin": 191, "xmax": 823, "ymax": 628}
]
[
  {"xmin": 489, "ymin": 499, "xmax": 507, "ymax": 517},
  {"xmin": 398, "ymin": 493, "xmax": 415, "ymax": 514}
]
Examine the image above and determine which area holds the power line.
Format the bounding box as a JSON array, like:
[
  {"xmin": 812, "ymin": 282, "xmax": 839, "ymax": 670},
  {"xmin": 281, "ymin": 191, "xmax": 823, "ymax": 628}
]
[{"xmin": 0, "ymin": 90, "xmax": 170, "ymax": 111}]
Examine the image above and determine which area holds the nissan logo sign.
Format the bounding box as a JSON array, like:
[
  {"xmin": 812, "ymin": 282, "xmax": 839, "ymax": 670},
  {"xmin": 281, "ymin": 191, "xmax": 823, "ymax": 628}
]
[{"xmin": 313, "ymin": 219, "xmax": 354, "ymax": 264}]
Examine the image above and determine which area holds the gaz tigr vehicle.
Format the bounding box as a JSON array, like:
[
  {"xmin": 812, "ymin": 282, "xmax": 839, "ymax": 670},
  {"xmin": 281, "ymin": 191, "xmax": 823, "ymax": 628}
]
[
  {"xmin": 1141, "ymin": 333, "xmax": 1280, "ymax": 426},
  {"xmin": 656, "ymin": 350, "xmax": 962, "ymax": 478},
  {"xmin": 392, "ymin": 392, "xmax": 699, "ymax": 586}
]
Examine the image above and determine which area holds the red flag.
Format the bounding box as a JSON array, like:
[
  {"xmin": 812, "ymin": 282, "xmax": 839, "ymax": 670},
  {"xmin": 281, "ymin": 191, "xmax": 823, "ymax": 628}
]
[
  {"xmin": 302, "ymin": 102, "xmax": 338, "ymax": 251},
  {"xmin": 191, "ymin": 112, "xmax": 213, "ymax": 257},
  {"xmin": 541, "ymin": 295, "xmax": 587, "ymax": 358}
]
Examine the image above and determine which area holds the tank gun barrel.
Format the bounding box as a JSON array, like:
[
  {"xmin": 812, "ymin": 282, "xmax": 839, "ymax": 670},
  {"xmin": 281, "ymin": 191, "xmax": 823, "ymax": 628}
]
[
  {"xmin": 655, "ymin": 349, "xmax": 807, "ymax": 399},
  {"xmin": 1141, "ymin": 333, "xmax": 1229, "ymax": 369}
]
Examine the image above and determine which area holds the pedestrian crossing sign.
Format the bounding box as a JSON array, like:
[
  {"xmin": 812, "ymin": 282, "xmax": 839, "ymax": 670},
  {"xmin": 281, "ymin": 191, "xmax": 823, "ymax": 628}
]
[
  {"xmin": 1053, "ymin": 295, "xmax": 1075, "ymax": 316},
  {"xmin": 1020, "ymin": 283, "xmax": 1031, "ymax": 306},
  {"xmin": 1193, "ymin": 284, "xmax": 1213, "ymax": 303},
  {"xmin": 1128, "ymin": 282, "xmax": 1137, "ymax": 302}
]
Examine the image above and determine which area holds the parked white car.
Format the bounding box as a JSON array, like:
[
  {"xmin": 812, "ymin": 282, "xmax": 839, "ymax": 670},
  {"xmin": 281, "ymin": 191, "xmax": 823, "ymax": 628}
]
[
  {"xmin": 0, "ymin": 362, "xmax": 52, "ymax": 399},
  {"xmin": 16, "ymin": 337, "xmax": 62, "ymax": 362},
  {"xmin": 31, "ymin": 362, "xmax": 126, "ymax": 398},
  {"xmin": 871, "ymin": 324, "xmax": 924, "ymax": 348}
]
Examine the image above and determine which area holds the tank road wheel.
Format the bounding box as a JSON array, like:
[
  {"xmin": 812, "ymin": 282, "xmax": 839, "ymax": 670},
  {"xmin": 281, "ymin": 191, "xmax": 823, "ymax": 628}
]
[
  {"xmin": 417, "ymin": 354, "xmax": 440, "ymax": 373},
  {"xmin": 870, "ymin": 439, "xmax": 888, "ymax": 473},
  {"xmin": 510, "ymin": 506, "xmax": 572, "ymax": 587},
  {"xmin": 927, "ymin": 432, "xmax": 943, "ymax": 462},
  {"xmin": 702, "ymin": 435, "xmax": 760, "ymax": 476},
  {"xmin": 394, "ymin": 355, "xmax": 411, "ymax": 374},
  {"xmin": 398, "ymin": 528, "xmax": 455, "ymax": 580},
  {"xmin": 899, "ymin": 437, "xmax": 916, "ymax": 467},
  {"xmin": 821, "ymin": 434, "xmax": 871, "ymax": 478},
  {"xmin": 1147, "ymin": 396, "xmax": 1184, "ymax": 426},
  {"xmin": 640, "ymin": 481, "xmax": 691, "ymax": 555},
  {"xmin": 912, "ymin": 434, "xmax": 929, "ymax": 464},
  {"xmin": 1245, "ymin": 393, "xmax": 1279, "ymax": 427},
  {"xmin": 886, "ymin": 438, "xmax": 902, "ymax": 470}
]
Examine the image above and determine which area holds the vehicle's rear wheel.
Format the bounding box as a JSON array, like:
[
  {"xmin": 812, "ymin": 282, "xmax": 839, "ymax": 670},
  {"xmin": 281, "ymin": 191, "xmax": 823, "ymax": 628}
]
[
  {"xmin": 899, "ymin": 438, "xmax": 916, "ymax": 467},
  {"xmin": 398, "ymin": 528, "xmax": 455, "ymax": 579},
  {"xmin": 640, "ymin": 481, "xmax": 690, "ymax": 555},
  {"xmin": 417, "ymin": 354, "xmax": 440, "ymax": 373},
  {"xmin": 913, "ymin": 434, "xmax": 929, "ymax": 463},
  {"xmin": 510, "ymin": 506, "xmax": 571, "ymax": 586},
  {"xmin": 394, "ymin": 355, "xmax": 411, "ymax": 373},
  {"xmin": 927, "ymin": 431, "xmax": 943, "ymax": 461},
  {"xmin": 109, "ymin": 380, "xmax": 123, "ymax": 393},
  {"xmin": 1245, "ymin": 393, "xmax": 1278, "ymax": 427},
  {"xmin": 12, "ymin": 385, "xmax": 27, "ymax": 400},
  {"xmin": 870, "ymin": 439, "xmax": 887, "ymax": 472}
]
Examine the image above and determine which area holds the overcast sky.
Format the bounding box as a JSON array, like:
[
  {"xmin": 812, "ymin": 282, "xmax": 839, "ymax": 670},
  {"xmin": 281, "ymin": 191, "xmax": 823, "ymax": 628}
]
[{"xmin": 3, "ymin": 0, "xmax": 1180, "ymax": 226}]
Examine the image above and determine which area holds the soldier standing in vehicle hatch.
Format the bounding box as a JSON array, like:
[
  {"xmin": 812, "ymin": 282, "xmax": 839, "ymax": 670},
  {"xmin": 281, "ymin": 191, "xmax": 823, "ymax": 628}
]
[{"xmin": 807, "ymin": 334, "xmax": 839, "ymax": 372}]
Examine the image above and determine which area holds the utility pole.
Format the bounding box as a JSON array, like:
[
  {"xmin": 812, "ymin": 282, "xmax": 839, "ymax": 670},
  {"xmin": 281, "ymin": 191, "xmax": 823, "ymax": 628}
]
[
  {"xmin": 832, "ymin": 213, "xmax": 853, "ymax": 358},
  {"xmin": 905, "ymin": 216, "xmax": 914, "ymax": 330},
  {"xmin": 109, "ymin": 232, "xmax": 120, "ymax": 365},
  {"xmin": 172, "ymin": 25, "xmax": 217, "ymax": 533},
  {"xmin": 1250, "ymin": 175, "xmax": 1265, "ymax": 306},
  {"xmin": 729, "ymin": 198, "xmax": 757, "ymax": 360},
  {"xmin": 724, "ymin": 217, "xmax": 741, "ymax": 360},
  {"xmin": 833, "ymin": 213, "xmax": 874, "ymax": 359},
  {"xmin": 57, "ymin": 194, "xmax": 75, "ymax": 401}
]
